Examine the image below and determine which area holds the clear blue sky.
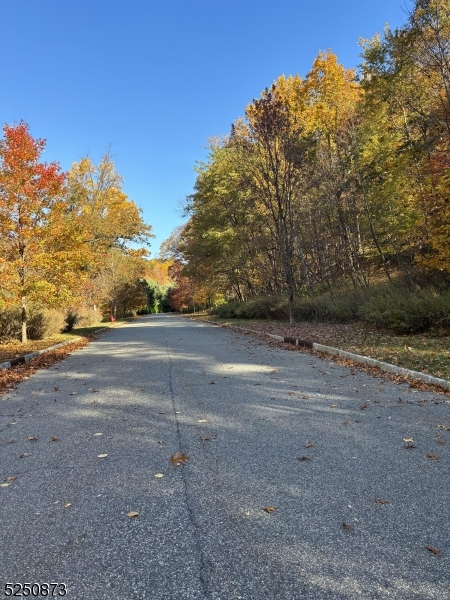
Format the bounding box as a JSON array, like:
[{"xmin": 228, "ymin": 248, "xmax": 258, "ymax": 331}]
[{"xmin": 1, "ymin": 0, "xmax": 408, "ymax": 256}]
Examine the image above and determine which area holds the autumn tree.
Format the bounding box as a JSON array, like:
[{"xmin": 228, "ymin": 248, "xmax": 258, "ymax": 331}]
[
  {"xmin": 0, "ymin": 122, "xmax": 85, "ymax": 342},
  {"xmin": 66, "ymin": 154, "xmax": 153, "ymax": 253},
  {"xmin": 94, "ymin": 249, "xmax": 148, "ymax": 318},
  {"xmin": 231, "ymin": 78, "xmax": 316, "ymax": 323},
  {"xmin": 183, "ymin": 141, "xmax": 272, "ymax": 301},
  {"xmin": 65, "ymin": 153, "xmax": 154, "ymax": 317}
]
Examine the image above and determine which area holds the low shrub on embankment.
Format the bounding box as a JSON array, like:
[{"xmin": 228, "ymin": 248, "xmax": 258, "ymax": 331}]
[{"xmin": 212, "ymin": 281, "xmax": 450, "ymax": 335}]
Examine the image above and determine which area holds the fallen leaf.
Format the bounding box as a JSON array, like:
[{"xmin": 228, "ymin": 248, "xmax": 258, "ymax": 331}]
[
  {"xmin": 342, "ymin": 522, "xmax": 351, "ymax": 530},
  {"xmin": 437, "ymin": 439, "xmax": 446, "ymax": 445},
  {"xmin": 209, "ymin": 381, "xmax": 216, "ymax": 385},
  {"xmin": 7, "ymin": 476, "xmax": 17, "ymax": 482},
  {"xmin": 427, "ymin": 453, "xmax": 440, "ymax": 461},
  {"xmin": 154, "ymin": 473, "xmax": 164, "ymax": 478},
  {"xmin": 289, "ymin": 392, "xmax": 295, "ymax": 396},
  {"xmin": 90, "ymin": 389, "xmax": 99, "ymax": 393},
  {"xmin": 360, "ymin": 401, "xmax": 368, "ymax": 410},
  {"xmin": 375, "ymin": 499, "xmax": 389, "ymax": 506},
  {"xmin": 54, "ymin": 387, "xmax": 59, "ymax": 391},
  {"xmin": 304, "ymin": 442, "xmax": 314, "ymax": 448},
  {"xmin": 127, "ymin": 511, "xmax": 139, "ymax": 518},
  {"xmin": 436, "ymin": 424, "xmax": 449, "ymax": 431},
  {"xmin": 94, "ymin": 432, "xmax": 102, "ymax": 436},
  {"xmin": 1, "ymin": 483, "xmax": 10, "ymax": 488},
  {"xmin": 170, "ymin": 452, "xmax": 189, "ymax": 466},
  {"xmin": 19, "ymin": 453, "xmax": 31, "ymax": 458},
  {"xmin": 397, "ymin": 398, "xmax": 403, "ymax": 403},
  {"xmin": 297, "ymin": 455, "xmax": 310, "ymax": 461},
  {"xmin": 426, "ymin": 546, "xmax": 440, "ymax": 556},
  {"xmin": 404, "ymin": 443, "xmax": 417, "ymax": 449},
  {"xmin": 64, "ymin": 503, "xmax": 72, "ymax": 508},
  {"xmin": 330, "ymin": 404, "xmax": 337, "ymax": 408},
  {"xmin": 50, "ymin": 436, "xmax": 59, "ymax": 442},
  {"xmin": 157, "ymin": 440, "xmax": 165, "ymax": 445},
  {"xmin": 403, "ymin": 437, "xmax": 414, "ymax": 443},
  {"xmin": 263, "ymin": 506, "xmax": 276, "ymax": 513},
  {"xmin": 200, "ymin": 435, "xmax": 217, "ymax": 442},
  {"xmin": 69, "ymin": 392, "xmax": 76, "ymax": 395},
  {"xmin": 97, "ymin": 453, "xmax": 108, "ymax": 458},
  {"xmin": 354, "ymin": 419, "xmax": 362, "ymax": 423}
]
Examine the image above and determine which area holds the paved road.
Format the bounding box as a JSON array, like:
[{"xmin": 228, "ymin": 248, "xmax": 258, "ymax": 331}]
[{"xmin": 1, "ymin": 314, "xmax": 449, "ymax": 599}]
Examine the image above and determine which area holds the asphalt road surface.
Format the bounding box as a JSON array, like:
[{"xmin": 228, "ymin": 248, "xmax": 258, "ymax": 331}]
[{"xmin": 1, "ymin": 314, "xmax": 449, "ymax": 600}]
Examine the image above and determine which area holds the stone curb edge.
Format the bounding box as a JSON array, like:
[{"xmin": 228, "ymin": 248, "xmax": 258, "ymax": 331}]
[
  {"xmin": 0, "ymin": 337, "xmax": 83, "ymax": 371},
  {"xmin": 197, "ymin": 318, "xmax": 450, "ymax": 391},
  {"xmin": 0, "ymin": 327, "xmax": 110, "ymax": 371}
]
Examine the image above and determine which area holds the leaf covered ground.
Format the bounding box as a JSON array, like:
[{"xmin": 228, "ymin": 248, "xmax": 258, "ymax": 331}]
[{"xmin": 0, "ymin": 324, "xmax": 117, "ymax": 364}]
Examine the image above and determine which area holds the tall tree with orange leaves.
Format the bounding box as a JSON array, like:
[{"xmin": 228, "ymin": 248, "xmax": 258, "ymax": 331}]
[{"xmin": 0, "ymin": 122, "xmax": 86, "ymax": 341}]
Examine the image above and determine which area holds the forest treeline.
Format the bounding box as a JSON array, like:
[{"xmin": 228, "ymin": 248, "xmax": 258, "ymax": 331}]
[
  {"xmin": 0, "ymin": 122, "xmax": 176, "ymax": 342},
  {"xmin": 163, "ymin": 0, "xmax": 450, "ymax": 330}
]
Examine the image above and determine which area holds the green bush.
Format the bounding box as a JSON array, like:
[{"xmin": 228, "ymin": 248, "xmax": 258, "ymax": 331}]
[
  {"xmin": 63, "ymin": 307, "xmax": 98, "ymax": 330},
  {"xmin": 211, "ymin": 280, "xmax": 450, "ymax": 334},
  {"xmin": 359, "ymin": 287, "xmax": 450, "ymax": 333},
  {"xmin": 0, "ymin": 307, "xmax": 21, "ymax": 341},
  {"xmin": 212, "ymin": 296, "xmax": 288, "ymax": 320},
  {"xmin": 63, "ymin": 311, "xmax": 79, "ymax": 332}
]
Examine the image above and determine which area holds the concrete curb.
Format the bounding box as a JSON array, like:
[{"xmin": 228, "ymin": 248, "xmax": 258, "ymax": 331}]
[
  {"xmin": 312, "ymin": 343, "xmax": 450, "ymax": 390},
  {"xmin": 0, "ymin": 337, "xmax": 84, "ymax": 371},
  {"xmin": 197, "ymin": 318, "xmax": 450, "ymax": 391}
]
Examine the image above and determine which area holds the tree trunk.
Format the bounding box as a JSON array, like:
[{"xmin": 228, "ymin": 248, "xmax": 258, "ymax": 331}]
[
  {"xmin": 21, "ymin": 299, "xmax": 27, "ymax": 343},
  {"xmin": 288, "ymin": 287, "xmax": 295, "ymax": 325}
]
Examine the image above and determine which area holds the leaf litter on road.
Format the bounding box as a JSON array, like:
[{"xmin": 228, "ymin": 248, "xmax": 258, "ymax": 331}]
[
  {"xmin": 170, "ymin": 452, "xmax": 189, "ymax": 466},
  {"xmin": 263, "ymin": 506, "xmax": 276, "ymax": 514},
  {"xmin": 427, "ymin": 453, "xmax": 440, "ymax": 461}
]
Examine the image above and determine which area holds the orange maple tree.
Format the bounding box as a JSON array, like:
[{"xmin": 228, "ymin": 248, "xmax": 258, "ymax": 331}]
[{"xmin": 0, "ymin": 121, "xmax": 86, "ymax": 342}]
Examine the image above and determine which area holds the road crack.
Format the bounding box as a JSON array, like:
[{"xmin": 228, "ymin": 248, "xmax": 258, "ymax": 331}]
[{"xmin": 165, "ymin": 334, "xmax": 209, "ymax": 600}]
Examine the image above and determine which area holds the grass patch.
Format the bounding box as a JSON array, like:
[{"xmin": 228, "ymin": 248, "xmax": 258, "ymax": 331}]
[{"xmin": 341, "ymin": 330, "xmax": 450, "ymax": 381}]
